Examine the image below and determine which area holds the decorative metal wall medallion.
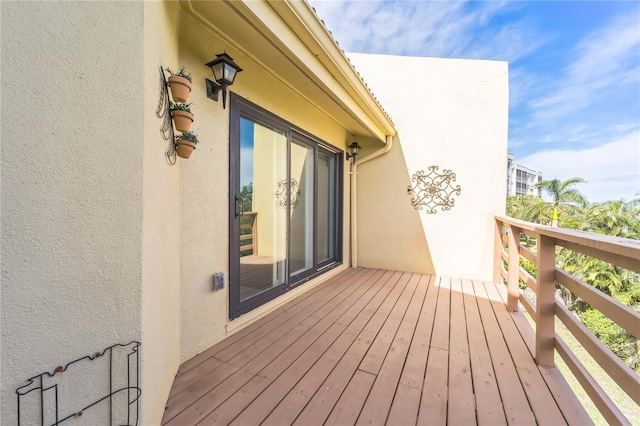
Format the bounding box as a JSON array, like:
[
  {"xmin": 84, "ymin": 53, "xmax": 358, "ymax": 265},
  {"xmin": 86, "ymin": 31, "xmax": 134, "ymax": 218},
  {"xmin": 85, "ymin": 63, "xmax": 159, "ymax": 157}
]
[
  {"xmin": 407, "ymin": 166, "xmax": 461, "ymax": 214},
  {"xmin": 275, "ymin": 178, "xmax": 300, "ymax": 208}
]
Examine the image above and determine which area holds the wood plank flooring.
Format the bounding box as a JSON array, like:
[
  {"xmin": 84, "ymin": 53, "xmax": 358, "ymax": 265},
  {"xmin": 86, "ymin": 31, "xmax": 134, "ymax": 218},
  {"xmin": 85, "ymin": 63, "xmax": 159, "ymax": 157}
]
[{"xmin": 162, "ymin": 268, "xmax": 590, "ymax": 425}]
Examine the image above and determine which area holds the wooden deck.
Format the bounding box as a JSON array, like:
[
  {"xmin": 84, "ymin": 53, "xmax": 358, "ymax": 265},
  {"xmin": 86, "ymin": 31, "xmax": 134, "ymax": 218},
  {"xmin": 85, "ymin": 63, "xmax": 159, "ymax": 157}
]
[{"xmin": 162, "ymin": 268, "xmax": 591, "ymax": 425}]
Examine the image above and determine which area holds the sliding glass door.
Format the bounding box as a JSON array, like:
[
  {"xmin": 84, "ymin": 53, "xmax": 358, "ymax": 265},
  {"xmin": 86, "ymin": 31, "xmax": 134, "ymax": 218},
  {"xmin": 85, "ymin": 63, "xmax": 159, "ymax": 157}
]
[
  {"xmin": 237, "ymin": 117, "xmax": 287, "ymax": 302},
  {"xmin": 229, "ymin": 95, "xmax": 342, "ymax": 319}
]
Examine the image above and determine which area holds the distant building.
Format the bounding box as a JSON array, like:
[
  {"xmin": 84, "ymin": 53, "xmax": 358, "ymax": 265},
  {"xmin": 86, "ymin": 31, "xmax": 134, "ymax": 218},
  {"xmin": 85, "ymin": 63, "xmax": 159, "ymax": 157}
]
[{"xmin": 507, "ymin": 153, "xmax": 543, "ymax": 197}]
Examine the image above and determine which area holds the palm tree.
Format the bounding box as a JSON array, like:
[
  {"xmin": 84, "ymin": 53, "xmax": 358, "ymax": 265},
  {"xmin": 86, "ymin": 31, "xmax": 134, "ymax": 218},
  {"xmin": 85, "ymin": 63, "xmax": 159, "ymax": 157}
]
[
  {"xmin": 531, "ymin": 177, "xmax": 588, "ymax": 226},
  {"xmin": 580, "ymin": 200, "xmax": 640, "ymax": 239}
]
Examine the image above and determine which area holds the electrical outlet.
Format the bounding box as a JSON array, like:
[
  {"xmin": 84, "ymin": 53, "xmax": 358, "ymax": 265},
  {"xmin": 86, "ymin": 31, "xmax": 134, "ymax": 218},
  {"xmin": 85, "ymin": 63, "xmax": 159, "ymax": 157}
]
[{"xmin": 213, "ymin": 272, "xmax": 224, "ymax": 291}]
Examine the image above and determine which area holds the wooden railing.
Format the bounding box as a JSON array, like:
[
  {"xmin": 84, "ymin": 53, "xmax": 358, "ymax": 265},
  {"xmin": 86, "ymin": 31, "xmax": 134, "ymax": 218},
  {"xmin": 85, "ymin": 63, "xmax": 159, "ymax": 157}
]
[
  {"xmin": 494, "ymin": 215, "xmax": 640, "ymax": 424},
  {"xmin": 240, "ymin": 212, "xmax": 258, "ymax": 255}
]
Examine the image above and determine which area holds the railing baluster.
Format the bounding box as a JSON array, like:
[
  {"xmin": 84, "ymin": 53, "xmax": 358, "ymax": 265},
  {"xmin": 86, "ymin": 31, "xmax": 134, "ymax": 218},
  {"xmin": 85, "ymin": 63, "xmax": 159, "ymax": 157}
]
[
  {"xmin": 493, "ymin": 218, "xmax": 503, "ymax": 284},
  {"xmin": 536, "ymin": 234, "xmax": 556, "ymax": 367},
  {"xmin": 507, "ymin": 225, "xmax": 521, "ymax": 312}
]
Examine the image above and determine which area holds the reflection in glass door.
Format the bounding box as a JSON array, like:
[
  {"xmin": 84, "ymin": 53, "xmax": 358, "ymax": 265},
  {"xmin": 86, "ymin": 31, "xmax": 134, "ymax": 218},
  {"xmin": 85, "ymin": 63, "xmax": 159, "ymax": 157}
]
[
  {"xmin": 238, "ymin": 117, "xmax": 287, "ymax": 303},
  {"xmin": 289, "ymin": 138, "xmax": 314, "ymax": 278}
]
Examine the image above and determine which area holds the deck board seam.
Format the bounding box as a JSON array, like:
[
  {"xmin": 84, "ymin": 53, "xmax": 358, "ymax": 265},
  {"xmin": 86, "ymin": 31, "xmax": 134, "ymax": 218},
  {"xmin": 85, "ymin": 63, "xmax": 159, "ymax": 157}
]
[{"xmin": 470, "ymin": 279, "xmax": 511, "ymax": 424}]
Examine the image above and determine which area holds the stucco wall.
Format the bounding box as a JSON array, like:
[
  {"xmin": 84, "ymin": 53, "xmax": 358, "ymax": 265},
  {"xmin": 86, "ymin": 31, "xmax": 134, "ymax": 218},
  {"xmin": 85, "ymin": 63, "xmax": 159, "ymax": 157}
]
[
  {"xmin": 1, "ymin": 2, "xmax": 144, "ymax": 424},
  {"xmin": 349, "ymin": 53, "xmax": 508, "ymax": 280},
  {"xmin": 141, "ymin": 2, "xmax": 182, "ymax": 425},
  {"xmin": 174, "ymin": 11, "xmax": 354, "ymax": 362}
]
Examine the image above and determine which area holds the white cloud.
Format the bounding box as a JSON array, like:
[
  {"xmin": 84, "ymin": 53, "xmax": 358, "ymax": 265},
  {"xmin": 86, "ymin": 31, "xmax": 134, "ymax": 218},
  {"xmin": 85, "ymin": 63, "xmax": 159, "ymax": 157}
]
[
  {"xmin": 517, "ymin": 131, "xmax": 640, "ymax": 203},
  {"xmin": 309, "ymin": 0, "xmax": 537, "ymax": 62},
  {"xmin": 529, "ymin": 12, "xmax": 640, "ymax": 120}
]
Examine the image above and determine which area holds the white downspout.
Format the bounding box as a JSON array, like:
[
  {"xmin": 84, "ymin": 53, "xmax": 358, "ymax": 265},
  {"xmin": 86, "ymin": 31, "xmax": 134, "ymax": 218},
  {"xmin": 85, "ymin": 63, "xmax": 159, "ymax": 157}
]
[{"xmin": 350, "ymin": 134, "xmax": 394, "ymax": 268}]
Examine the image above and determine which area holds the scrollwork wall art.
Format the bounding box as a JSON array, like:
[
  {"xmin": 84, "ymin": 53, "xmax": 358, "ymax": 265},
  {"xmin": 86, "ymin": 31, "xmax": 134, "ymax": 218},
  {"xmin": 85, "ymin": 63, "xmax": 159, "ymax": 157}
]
[
  {"xmin": 407, "ymin": 166, "xmax": 462, "ymax": 214},
  {"xmin": 275, "ymin": 178, "xmax": 300, "ymax": 208}
]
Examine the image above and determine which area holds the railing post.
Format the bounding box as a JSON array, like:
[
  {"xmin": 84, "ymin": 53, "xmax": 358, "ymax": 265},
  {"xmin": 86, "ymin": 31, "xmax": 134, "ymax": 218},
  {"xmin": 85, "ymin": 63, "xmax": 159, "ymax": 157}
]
[
  {"xmin": 493, "ymin": 218, "xmax": 502, "ymax": 284},
  {"xmin": 536, "ymin": 234, "xmax": 556, "ymax": 366},
  {"xmin": 507, "ymin": 225, "xmax": 521, "ymax": 312}
]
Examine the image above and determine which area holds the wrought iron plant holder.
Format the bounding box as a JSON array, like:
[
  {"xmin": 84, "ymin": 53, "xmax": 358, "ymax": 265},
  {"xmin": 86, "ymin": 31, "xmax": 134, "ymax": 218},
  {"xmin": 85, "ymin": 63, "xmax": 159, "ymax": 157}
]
[
  {"xmin": 407, "ymin": 166, "xmax": 462, "ymax": 214},
  {"xmin": 16, "ymin": 341, "xmax": 141, "ymax": 426},
  {"xmin": 156, "ymin": 66, "xmax": 177, "ymax": 165}
]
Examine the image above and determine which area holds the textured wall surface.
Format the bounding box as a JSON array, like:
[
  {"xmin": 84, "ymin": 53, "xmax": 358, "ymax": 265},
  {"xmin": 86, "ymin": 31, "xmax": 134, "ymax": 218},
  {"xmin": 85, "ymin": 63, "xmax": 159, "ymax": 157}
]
[
  {"xmin": 1, "ymin": 2, "xmax": 144, "ymax": 424},
  {"xmin": 349, "ymin": 53, "xmax": 508, "ymax": 280},
  {"xmin": 140, "ymin": 2, "xmax": 182, "ymax": 425}
]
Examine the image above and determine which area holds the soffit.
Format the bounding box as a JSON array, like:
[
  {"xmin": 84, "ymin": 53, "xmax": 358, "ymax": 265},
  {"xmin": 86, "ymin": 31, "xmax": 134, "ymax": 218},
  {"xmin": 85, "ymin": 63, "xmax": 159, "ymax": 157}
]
[{"xmin": 179, "ymin": 0, "xmax": 396, "ymax": 144}]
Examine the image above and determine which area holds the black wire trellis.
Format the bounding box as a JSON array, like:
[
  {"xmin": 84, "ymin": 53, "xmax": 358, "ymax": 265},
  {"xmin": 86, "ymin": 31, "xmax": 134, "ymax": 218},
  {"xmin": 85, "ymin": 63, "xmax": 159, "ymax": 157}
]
[
  {"xmin": 156, "ymin": 66, "xmax": 177, "ymax": 165},
  {"xmin": 16, "ymin": 341, "xmax": 141, "ymax": 426},
  {"xmin": 407, "ymin": 165, "xmax": 462, "ymax": 214}
]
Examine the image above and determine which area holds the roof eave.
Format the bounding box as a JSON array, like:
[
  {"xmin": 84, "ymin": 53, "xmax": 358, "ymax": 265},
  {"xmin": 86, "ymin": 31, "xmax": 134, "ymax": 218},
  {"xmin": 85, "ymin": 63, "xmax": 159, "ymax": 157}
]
[{"xmin": 179, "ymin": 0, "xmax": 396, "ymax": 143}]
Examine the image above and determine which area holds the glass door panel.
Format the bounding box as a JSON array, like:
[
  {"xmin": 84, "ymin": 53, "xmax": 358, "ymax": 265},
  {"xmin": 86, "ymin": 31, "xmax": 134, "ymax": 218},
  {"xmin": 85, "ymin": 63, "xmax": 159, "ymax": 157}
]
[
  {"xmin": 289, "ymin": 138, "xmax": 314, "ymax": 278},
  {"xmin": 317, "ymin": 151, "xmax": 336, "ymax": 265},
  {"xmin": 239, "ymin": 117, "xmax": 287, "ymax": 303}
]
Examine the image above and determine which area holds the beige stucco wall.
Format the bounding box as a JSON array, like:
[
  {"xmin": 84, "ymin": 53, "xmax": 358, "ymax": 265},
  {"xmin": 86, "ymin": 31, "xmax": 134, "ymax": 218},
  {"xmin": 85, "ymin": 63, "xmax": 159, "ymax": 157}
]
[
  {"xmin": 141, "ymin": 2, "xmax": 182, "ymax": 425},
  {"xmin": 349, "ymin": 53, "xmax": 508, "ymax": 280},
  {"xmin": 1, "ymin": 2, "xmax": 144, "ymax": 424}
]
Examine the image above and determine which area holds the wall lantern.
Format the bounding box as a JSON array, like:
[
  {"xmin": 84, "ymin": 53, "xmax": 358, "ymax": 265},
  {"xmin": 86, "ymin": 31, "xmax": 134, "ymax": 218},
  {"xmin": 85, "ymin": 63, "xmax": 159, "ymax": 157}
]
[
  {"xmin": 346, "ymin": 142, "xmax": 361, "ymax": 163},
  {"xmin": 205, "ymin": 53, "xmax": 243, "ymax": 109}
]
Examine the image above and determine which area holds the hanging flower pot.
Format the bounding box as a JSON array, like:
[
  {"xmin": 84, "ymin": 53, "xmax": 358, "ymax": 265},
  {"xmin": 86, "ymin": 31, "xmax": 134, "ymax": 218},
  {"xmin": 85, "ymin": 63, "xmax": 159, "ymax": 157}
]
[
  {"xmin": 175, "ymin": 131, "xmax": 199, "ymax": 159},
  {"xmin": 166, "ymin": 67, "xmax": 192, "ymax": 102},
  {"xmin": 170, "ymin": 102, "xmax": 194, "ymax": 132}
]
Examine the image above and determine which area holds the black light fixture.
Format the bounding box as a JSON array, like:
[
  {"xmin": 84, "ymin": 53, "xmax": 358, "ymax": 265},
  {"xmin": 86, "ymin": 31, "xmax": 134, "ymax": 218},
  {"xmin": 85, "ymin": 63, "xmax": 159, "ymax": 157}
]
[
  {"xmin": 346, "ymin": 142, "xmax": 361, "ymax": 163},
  {"xmin": 206, "ymin": 53, "xmax": 243, "ymax": 109}
]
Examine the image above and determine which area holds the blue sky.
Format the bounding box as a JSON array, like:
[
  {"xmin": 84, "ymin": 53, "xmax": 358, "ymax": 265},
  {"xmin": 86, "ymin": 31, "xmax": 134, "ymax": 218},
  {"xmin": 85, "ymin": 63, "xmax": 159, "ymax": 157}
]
[{"xmin": 308, "ymin": 0, "xmax": 640, "ymax": 203}]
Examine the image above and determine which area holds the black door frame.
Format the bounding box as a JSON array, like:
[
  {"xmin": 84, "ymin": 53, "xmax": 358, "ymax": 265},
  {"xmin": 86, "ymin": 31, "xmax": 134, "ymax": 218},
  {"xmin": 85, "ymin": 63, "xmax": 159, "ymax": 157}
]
[{"xmin": 229, "ymin": 93, "xmax": 343, "ymax": 320}]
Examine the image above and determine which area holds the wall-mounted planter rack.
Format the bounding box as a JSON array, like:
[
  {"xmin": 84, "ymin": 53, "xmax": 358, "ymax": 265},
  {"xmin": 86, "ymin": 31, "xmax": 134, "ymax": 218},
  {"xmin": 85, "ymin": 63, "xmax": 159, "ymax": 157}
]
[{"xmin": 156, "ymin": 66, "xmax": 197, "ymax": 165}]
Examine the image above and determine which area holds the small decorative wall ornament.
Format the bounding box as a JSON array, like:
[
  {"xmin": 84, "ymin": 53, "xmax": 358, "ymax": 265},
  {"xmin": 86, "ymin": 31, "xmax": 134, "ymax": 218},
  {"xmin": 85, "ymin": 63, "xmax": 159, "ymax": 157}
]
[
  {"xmin": 275, "ymin": 178, "xmax": 300, "ymax": 208},
  {"xmin": 407, "ymin": 166, "xmax": 462, "ymax": 214}
]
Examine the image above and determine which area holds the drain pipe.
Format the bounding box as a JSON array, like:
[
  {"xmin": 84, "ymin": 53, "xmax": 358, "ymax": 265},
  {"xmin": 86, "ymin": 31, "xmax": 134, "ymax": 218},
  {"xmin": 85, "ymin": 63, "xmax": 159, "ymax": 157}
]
[{"xmin": 350, "ymin": 134, "xmax": 394, "ymax": 268}]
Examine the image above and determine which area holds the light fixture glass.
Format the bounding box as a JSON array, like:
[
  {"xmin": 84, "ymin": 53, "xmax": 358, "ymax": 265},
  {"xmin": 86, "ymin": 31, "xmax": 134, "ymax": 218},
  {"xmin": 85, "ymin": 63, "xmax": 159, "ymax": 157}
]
[
  {"xmin": 346, "ymin": 142, "xmax": 361, "ymax": 162},
  {"xmin": 206, "ymin": 53, "xmax": 243, "ymax": 108}
]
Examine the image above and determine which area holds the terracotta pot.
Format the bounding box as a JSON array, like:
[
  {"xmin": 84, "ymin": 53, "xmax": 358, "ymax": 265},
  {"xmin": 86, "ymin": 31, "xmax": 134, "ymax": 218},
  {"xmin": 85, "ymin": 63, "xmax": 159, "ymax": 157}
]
[
  {"xmin": 167, "ymin": 76, "xmax": 192, "ymax": 102},
  {"xmin": 171, "ymin": 110, "xmax": 194, "ymax": 132},
  {"xmin": 176, "ymin": 139, "xmax": 197, "ymax": 159}
]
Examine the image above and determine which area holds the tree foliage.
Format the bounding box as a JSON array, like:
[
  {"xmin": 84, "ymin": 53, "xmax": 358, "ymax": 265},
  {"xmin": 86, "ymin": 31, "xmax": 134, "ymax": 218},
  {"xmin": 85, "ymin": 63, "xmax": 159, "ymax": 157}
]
[{"xmin": 580, "ymin": 309, "xmax": 639, "ymax": 372}]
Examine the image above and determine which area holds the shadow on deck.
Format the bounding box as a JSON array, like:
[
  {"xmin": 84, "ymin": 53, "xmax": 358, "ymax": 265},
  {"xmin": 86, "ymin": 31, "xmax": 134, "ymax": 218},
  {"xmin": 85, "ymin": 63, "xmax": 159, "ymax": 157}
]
[{"xmin": 162, "ymin": 267, "xmax": 590, "ymax": 425}]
